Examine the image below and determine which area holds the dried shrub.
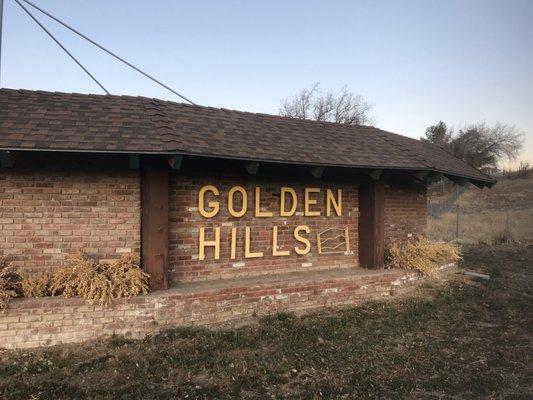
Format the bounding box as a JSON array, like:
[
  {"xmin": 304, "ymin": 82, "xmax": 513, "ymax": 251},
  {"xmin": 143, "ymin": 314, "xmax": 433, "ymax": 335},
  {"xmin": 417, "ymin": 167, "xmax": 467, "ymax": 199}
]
[
  {"xmin": 107, "ymin": 253, "xmax": 149, "ymax": 299},
  {"xmin": 492, "ymin": 230, "xmax": 514, "ymax": 245},
  {"xmin": 51, "ymin": 252, "xmax": 149, "ymax": 305},
  {"xmin": 0, "ymin": 259, "xmax": 19, "ymax": 312},
  {"xmin": 20, "ymin": 273, "xmax": 54, "ymax": 298},
  {"xmin": 501, "ymin": 161, "xmax": 531, "ymax": 179},
  {"xmin": 51, "ymin": 252, "xmax": 112, "ymax": 303},
  {"xmin": 386, "ymin": 236, "xmax": 461, "ymax": 276}
]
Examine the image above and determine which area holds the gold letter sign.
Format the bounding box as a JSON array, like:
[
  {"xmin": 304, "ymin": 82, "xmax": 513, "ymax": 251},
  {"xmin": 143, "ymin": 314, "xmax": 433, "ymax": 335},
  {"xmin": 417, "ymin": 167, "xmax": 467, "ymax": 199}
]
[
  {"xmin": 196, "ymin": 185, "xmax": 346, "ymax": 260},
  {"xmin": 326, "ymin": 188, "xmax": 342, "ymax": 217},
  {"xmin": 199, "ymin": 227, "xmax": 220, "ymax": 260},
  {"xmin": 199, "ymin": 185, "xmax": 220, "ymax": 218},
  {"xmin": 228, "ymin": 186, "xmax": 248, "ymax": 217},
  {"xmin": 280, "ymin": 187, "xmax": 297, "ymax": 217}
]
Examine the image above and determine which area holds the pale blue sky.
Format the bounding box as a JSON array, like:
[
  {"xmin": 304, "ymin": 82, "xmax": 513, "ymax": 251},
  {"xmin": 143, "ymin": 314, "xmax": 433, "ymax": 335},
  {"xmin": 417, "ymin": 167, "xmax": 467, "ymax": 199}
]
[{"xmin": 2, "ymin": 0, "xmax": 532, "ymax": 165}]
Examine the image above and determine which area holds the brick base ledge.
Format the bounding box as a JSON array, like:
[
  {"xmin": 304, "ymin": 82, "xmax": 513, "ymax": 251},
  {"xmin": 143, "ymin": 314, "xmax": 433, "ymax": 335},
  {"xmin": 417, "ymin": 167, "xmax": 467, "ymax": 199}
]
[{"xmin": 0, "ymin": 264, "xmax": 457, "ymax": 349}]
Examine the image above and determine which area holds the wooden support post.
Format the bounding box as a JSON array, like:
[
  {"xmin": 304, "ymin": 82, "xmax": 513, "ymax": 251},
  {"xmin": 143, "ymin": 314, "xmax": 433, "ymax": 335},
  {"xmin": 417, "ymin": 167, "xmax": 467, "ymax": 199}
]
[
  {"xmin": 358, "ymin": 180, "xmax": 385, "ymax": 268},
  {"xmin": 141, "ymin": 163, "xmax": 169, "ymax": 290}
]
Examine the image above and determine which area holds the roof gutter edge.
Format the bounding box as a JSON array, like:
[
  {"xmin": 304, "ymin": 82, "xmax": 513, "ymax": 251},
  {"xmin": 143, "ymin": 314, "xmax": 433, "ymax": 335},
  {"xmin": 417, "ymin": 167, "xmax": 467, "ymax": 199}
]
[{"xmin": 0, "ymin": 147, "xmax": 496, "ymax": 184}]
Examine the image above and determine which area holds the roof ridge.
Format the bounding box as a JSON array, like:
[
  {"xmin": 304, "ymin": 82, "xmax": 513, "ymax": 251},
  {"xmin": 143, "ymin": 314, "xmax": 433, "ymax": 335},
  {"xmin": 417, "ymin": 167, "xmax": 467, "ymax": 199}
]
[{"xmin": 144, "ymin": 99, "xmax": 182, "ymax": 151}]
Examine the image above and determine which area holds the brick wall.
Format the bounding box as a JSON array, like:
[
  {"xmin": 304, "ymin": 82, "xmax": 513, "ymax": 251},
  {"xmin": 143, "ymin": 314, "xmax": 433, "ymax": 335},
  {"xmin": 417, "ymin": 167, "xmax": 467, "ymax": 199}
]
[
  {"xmin": 0, "ymin": 167, "xmax": 436, "ymax": 350},
  {"xmin": 169, "ymin": 175, "xmax": 359, "ymax": 284},
  {"xmin": 0, "ymin": 169, "xmax": 141, "ymax": 272},
  {"xmin": 0, "ymin": 168, "xmax": 426, "ymax": 279},
  {"xmin": 384, "ymin": 181, "xmax": 427, "ymax": 244},
  {"xmin": 0, "ymin": 264, "xmax": 456, "ymax": 349}
]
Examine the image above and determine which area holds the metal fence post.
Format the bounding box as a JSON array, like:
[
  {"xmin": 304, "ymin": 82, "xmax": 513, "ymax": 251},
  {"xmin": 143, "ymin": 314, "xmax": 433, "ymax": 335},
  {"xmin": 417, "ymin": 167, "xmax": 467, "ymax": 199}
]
[
  {"xmin": 455, "ymin": 205, "xmax": 460, "ymax": 241},
  {"xmin": 505, "ymin": 210, "xmax": 511, "ymax": 243},
  {"xmin": 505, "ymin": 210, "xmax": 510, "ymax": 233}
]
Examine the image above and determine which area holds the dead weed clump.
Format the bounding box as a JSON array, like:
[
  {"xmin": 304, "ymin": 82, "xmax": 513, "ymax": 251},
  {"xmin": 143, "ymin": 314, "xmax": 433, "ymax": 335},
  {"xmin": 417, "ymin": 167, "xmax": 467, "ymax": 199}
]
[
  {"xmin": 0, "ymin": 253, "xmax": 149, "ymax": 309},
  {"xmin": 106, "ymin": 253, "xmax": 150, "ymax": 299},
  {"xmin": 20, "ymin": 273, "xmax": 54, "ymax": 298},
  {"xmin": 0, "ymin": 259, "xmax": 19, "ymax": 312},
  {"xmin": 51, "ymin": 252, "xmax": 112, "ymax": 302},
  {"xmin": 386, "ymin": 236, "xmax": 461, "ymax": 276},
  {"xmin": 51, "ymin": 252, "xmax": 149, "ymax": 304},
  {"xmin": 492, "ymin": 230, "xmax": 514, "ymax": 245}
]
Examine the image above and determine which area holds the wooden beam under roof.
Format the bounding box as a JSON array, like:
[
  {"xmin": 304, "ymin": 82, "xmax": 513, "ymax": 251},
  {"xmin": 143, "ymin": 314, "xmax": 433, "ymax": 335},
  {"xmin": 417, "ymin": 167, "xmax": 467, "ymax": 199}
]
[
  {"xmin": 0, "ymin": 151, "xmax": 13, "ymax": 168},
  {"xmin": 367, "ymin": 169, "xmax": 382, "ymax": 180},
  {"xmin": 245, "ymin": 161, "xmax": 260, "ymax": 175},
  {"xmin": 168, "ymin": 155, "xmax": 183, "ymax": 170},
  {"xmin": 310, "ymin": 166, "xmax": 325, "ymax": 178}
]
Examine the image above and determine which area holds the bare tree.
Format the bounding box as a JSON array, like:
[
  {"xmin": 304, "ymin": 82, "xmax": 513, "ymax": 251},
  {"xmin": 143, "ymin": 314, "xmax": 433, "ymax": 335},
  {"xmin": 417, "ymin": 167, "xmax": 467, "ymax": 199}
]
[
  {"xmin": 451, "ymin": 122, "xmax": 523, "ymax": 171},
  {"xmin": 422, "ymin": 121, "xmax": 453, "ymax": 148},
  {"xmin": 423, "ymin": 121, "xmax": 524, "ymax": 171},
  {"xmin": 279, "ymin": 83, "xmax": 374, "ymax": 125}
]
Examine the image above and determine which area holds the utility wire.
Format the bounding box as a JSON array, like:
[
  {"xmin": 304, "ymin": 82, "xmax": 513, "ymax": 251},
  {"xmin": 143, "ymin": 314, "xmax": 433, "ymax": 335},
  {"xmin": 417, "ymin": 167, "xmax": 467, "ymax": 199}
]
[
  {"xmin": 20, "ymin": 0, "xmax": 196, "ymax": 105},
  {"xmin": 1, "ymin": 0, "xmax": 4, "ymax": 85},
  {"xmin": 14, "ymin": 0, "xmax": 109, "ymax": 94}
]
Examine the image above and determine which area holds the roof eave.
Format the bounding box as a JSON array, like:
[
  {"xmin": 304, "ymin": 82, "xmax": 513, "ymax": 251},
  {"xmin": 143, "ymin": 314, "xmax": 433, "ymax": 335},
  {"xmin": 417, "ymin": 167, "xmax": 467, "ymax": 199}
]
[{"xmin": 0, "ymin": 147, "xmax": 496, "ymax": 186}]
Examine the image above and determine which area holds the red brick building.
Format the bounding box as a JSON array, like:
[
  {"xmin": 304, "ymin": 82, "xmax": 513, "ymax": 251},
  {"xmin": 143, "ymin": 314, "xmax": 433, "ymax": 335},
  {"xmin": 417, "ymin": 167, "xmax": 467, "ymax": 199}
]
[{"xmin": 0, "ymin": 89, "xmax": 494, "ymax": 348}]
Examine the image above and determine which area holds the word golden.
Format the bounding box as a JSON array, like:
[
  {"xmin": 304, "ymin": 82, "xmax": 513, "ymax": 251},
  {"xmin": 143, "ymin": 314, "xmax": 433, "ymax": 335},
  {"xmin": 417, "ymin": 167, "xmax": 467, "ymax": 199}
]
[{"xmin": 198, "ymin": 185, "xmax": 342, "ymax": 218}]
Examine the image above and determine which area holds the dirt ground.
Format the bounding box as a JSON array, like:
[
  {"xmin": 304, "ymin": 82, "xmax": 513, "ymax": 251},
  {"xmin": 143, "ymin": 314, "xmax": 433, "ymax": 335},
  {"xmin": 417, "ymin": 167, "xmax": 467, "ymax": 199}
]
[{"xmin": 0, "ymin": 245, "xmax": 531, "ymax": 399}]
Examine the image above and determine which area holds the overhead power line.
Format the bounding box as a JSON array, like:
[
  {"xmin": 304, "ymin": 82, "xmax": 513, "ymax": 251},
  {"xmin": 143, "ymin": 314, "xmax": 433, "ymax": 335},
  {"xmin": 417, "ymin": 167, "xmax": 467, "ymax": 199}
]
[
  {"xmin": 20, "ymin": 0, "xmax": 196, "ymax": 105},
  {"xmin": 1, "ymin": 0, "xmax": 4, "ymax": 84},
  {"xmin": 14, "ymin": 0, "xmax": 109, "ymax": 94}
]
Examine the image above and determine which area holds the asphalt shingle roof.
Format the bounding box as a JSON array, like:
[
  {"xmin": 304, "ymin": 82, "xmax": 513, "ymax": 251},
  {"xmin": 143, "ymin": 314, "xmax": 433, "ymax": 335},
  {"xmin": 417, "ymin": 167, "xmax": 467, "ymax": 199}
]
[{"xmin": 0, "ymin": 89, "xmax": 494, "ymax": 183}]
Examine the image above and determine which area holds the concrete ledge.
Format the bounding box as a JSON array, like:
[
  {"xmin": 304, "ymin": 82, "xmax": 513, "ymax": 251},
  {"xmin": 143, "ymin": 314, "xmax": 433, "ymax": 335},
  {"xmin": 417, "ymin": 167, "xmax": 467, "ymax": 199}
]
[{"xmin": 0, "ymin": 264, "xmax": 457, "ymax": 349}]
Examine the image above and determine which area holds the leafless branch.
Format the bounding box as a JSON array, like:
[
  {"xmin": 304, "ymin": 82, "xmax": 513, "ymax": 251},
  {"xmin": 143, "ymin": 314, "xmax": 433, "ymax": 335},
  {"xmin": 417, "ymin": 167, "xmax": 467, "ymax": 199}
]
[{"xmin": 279, "ymin": 83, "xmax": 375, "ymax": 125}]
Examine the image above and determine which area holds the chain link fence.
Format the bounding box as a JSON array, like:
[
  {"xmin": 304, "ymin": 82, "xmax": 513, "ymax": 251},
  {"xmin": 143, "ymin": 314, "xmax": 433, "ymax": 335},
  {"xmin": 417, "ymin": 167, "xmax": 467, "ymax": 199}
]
[
  {"xmin": 427, "ymin": 184, "xmax": 468, "ymax": 218},
  {"xmin": 427, "ymin": 181, "xmax": 529, "ymax": 244}
]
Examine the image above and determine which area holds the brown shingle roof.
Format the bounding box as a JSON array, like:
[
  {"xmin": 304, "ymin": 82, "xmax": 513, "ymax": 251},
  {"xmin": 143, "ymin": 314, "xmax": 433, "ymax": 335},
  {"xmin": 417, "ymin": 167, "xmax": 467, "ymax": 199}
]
[{"xmin": 0, "ymin": 88, "xmax": 494, "ymax": 183}]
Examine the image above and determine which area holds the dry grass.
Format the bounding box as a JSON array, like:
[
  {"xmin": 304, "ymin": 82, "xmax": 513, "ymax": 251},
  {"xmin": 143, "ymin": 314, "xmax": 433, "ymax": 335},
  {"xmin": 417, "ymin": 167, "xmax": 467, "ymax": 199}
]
[
  {"xmin": 428, "ymin": 208, "xmax": 533, "ymax": 244},
  {"xmin": 428, "ymin": 174, "xmax": 533, "ymax": 244},
  {"xmin": 1, "ymin": 253, "xmax": 149, "ymax": 310},
  {"xmin": 51, "ymin": 252, "xmax": 113, "ymax": 303},
  {"xmin": 386, "ymin": 236, "xmax": 461, "ymax": 276},
  {"xmin": 0, "ymin": 259, "xmax": 18, "ymax": 312},
  {"xmin": 106, "ymin": 254, "xmax": 150, "ymax": 299},
  {"xmin": 51, "ymin": 252, "xmax": 149, "ymax": 305},
  {"xmin": 20, "ymin": 273, "xmax": 53, "ymax": 298},
  {"xmin": 500, "ymin": 161, "xmax": 532, "ymax": 180}
]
